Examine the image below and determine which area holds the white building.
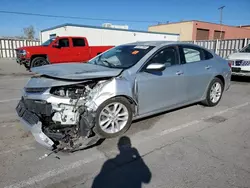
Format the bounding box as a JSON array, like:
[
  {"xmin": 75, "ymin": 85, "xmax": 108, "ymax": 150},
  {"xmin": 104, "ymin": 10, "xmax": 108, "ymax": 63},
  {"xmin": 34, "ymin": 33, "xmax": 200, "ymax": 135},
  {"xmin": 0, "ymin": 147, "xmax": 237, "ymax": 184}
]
[{"xmin": 40, "ymin": 23, "xmax": 180, "ymax": 46}]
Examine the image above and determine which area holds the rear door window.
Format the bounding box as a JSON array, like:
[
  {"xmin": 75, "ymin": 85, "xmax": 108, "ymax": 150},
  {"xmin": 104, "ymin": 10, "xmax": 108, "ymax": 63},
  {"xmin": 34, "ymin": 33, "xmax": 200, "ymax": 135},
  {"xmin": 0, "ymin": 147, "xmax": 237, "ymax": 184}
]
[
  {"xmin": 72, "ymin": 38, "xmax": 86, "ymax": 47},
  {"xmin": 183, "ymin": 47, "xmax": 202, "ymax": 63},
  {"xmin": 180, "ymin": 45, "xmax": 213, "ymax": 64}
]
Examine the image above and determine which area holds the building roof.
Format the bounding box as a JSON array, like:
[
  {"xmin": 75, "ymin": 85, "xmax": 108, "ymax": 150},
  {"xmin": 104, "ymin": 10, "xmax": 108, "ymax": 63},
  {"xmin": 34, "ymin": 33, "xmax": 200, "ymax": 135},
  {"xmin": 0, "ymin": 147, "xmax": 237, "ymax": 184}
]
[
  {"xmin": 41, "ymin": 23, "xmax": 179, "ymax": 36},
  {"xmin": 237, "ymin": 25, "xmax": 250, "ymax": 27},
  {"xmin": 149, "ymin": 20, "xmax": 250, "ymax": 29}
]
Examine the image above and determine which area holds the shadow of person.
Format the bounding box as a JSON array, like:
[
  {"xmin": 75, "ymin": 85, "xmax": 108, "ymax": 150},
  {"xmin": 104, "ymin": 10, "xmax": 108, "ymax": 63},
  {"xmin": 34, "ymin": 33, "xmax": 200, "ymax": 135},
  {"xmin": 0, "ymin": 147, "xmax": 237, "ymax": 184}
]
[{"xmin": 91, "ymin": 136, "xmax": 152, "ymax": 188}]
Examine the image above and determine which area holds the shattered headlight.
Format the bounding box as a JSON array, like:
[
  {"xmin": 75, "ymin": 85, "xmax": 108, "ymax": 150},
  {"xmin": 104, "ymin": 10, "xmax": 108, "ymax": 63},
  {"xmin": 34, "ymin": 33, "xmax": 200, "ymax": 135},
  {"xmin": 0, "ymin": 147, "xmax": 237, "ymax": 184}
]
[
  {"xmin": 50, "ymin": 86, "xmax": 86, "ymax": 99},
  {"xmin": 19, "ymin": 49, "xmax": 27, "ymax": 56}
]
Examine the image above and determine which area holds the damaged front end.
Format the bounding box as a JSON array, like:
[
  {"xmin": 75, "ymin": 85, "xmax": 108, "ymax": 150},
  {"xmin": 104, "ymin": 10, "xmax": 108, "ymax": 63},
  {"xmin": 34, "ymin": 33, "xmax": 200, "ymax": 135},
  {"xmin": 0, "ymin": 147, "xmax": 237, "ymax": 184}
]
[{"xmin": 16, "ymin": 76, "xmax": 110, "ymax": 152}]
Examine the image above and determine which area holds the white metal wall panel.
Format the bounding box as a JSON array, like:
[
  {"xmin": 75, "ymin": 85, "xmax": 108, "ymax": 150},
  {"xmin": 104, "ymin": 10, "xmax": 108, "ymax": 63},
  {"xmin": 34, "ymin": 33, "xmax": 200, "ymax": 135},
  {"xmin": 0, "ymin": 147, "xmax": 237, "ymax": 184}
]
[
  {"xmin": 41, "ymin": 27, "xmax": 69, "ymax": 43},
  {"xmin": 101, "ymin": 29, "xmax": 134, "ymax": 45},
  {"xmin": 41, "ymin": 25, "xmax": 179, "ymax": 46},
  {"xmin": 135, "ymin": 32, "xmax": 178, "ymax": 42},
  {"xmin": 67, "ymin": 26, "xmax": 103, "ymax": 46}
]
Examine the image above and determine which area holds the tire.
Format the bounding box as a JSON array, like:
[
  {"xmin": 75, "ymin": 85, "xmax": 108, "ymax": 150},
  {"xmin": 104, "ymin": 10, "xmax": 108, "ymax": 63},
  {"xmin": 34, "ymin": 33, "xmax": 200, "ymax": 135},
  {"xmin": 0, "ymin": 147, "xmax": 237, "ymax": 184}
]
[
  {"xmin": 31, "ymin": 57, "xmax": 49, "ymax": 68},
  {"xmin": 95, "ymin": 97, "xmax": 133, "ymax": 138},
  {"xmin": 202, "ymin": 77, "xmax": 224, "ymax": 107}
]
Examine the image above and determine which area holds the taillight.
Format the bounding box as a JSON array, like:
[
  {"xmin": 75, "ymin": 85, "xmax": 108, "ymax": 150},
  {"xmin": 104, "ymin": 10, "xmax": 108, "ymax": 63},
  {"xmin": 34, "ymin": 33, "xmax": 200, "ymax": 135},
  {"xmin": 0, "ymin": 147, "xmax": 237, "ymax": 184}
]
[{"xmin": 228, "ymin": 60, "xmax": 233, "ymax": 68}]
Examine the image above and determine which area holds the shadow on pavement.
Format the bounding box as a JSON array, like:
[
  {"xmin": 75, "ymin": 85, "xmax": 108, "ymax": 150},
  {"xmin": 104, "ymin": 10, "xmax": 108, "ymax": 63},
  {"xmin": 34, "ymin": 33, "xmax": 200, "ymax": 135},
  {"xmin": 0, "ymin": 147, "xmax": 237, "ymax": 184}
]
[
  {"xmin": 231, "ymin": 75, "xmax": 250, "ymax": 83},
  {"xmin": 91, "ymin": 136, "xmax": 152, "ymax": 188}
]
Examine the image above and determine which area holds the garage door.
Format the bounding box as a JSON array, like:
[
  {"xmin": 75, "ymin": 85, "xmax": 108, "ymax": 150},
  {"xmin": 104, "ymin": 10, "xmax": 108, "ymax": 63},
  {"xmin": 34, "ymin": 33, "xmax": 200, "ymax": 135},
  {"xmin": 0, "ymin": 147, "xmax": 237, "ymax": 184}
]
[
  {"xmin": 214, "ymin": 30, "xmax": 225, "ymax": 39},
  {"xmin": 196, "ymin": 28, "xmax": 209, "ymax": 40}
]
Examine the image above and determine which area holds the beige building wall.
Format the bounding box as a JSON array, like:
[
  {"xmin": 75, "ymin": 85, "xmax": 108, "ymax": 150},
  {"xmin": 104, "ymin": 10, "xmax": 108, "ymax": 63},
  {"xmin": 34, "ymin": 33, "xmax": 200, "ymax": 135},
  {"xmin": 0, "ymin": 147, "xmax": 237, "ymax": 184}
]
[{"xmin": 148, "ymin": 21, "xmax": 194, "ymax": 41}]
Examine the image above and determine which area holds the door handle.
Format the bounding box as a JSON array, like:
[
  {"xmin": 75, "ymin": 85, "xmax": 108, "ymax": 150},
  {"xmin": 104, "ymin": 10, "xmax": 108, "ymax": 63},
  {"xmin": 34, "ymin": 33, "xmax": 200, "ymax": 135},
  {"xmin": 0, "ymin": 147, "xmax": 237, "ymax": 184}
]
[
  {"xmin": 176, "ymin": 71, "xmax": 184, "ymax": 75},
  {"xmin": 205, "ymin": 65, "xmax": 212, "ymax": 70}
]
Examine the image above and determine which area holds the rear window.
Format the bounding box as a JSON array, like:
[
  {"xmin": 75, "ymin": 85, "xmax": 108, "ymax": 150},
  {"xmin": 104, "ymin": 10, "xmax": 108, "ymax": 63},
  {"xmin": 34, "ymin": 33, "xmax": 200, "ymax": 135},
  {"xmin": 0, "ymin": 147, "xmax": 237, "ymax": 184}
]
[{"xmin": 203, "ymin": 49, "xmax": 213, "ymax": 60}]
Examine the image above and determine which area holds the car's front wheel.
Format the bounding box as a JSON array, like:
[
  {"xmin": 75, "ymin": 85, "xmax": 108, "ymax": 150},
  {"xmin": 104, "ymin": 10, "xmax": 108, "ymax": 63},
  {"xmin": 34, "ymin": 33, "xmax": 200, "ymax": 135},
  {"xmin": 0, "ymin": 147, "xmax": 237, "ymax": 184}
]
[
  {"xmin": 202, "ymin": 77, "xmax": 224, "ymax": 107},
  {"xmin": 95, "ymin": 97, "xmax": 133, "ymax": 138},
  {"xmin": 31, "ymin": 57, "xmax": 49, "ymax": 68}
]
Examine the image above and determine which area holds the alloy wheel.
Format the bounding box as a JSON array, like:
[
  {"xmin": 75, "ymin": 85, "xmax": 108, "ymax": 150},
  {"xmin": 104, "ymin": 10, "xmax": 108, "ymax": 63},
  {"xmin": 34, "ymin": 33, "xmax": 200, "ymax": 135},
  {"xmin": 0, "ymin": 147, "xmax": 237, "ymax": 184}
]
[
  {"xmin": 210, "ymin": 82, "xmax": 222, "ymax": 103},
  {"xmin": 98, "ymin": 102, "xmax": 129, "ymax": 134}
]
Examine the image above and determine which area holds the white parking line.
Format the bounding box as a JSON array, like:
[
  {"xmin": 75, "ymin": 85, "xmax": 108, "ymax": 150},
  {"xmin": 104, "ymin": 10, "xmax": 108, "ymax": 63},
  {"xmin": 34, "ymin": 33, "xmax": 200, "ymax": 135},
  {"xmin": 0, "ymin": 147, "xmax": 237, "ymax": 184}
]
[
  {"xmin": 0, "ymin": 145, "xmax": 35, "ymax": 155},
  {"xmin": 0, "ymin": 98, "xmax": 19, "ymax": 103},
  {"xmin": 0, "ymin": 124, "xmax": 16, "ymax": 128},
  {"xmin": 159, "ymin": 101, "xmax": 250, "ymax": 136},
  {"xmin": 135, "ymin": 102, "xmax": 250, "ymax": 145},
  {"xmin": 4, "ymin": 101, "xmax": 250, "ymax": 188},
  {"xmin": 0, "ymin": 77, "xmax": 30, "ymax": 81},
  {"xmin": 4, "ymin": 153, "xmax": 105, "ymax": 188}
]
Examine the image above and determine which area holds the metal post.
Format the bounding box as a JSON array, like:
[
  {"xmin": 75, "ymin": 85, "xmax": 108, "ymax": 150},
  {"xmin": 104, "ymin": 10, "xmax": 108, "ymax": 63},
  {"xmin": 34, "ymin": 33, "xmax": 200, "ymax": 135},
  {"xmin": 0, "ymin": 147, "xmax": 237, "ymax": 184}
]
[
  {"xmin": 218, "ymin": 6, "xmax": 225, "ymax": 40},
  {"xmin": 215, "ymin": 39, "xmax": 219, "ymax": 54},
  {"xmin": 0, "ymin": 39, "xmax": 2, "ymax": 58},
  {"xmin": 244, "ymin": 38, "xmax": 247, "ymax": 47}
]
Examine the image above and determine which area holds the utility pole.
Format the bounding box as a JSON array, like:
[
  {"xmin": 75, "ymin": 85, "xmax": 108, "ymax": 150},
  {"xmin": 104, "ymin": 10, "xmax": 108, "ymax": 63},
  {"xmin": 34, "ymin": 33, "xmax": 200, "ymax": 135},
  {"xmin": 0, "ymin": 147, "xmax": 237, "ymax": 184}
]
[{"xmin": 218, "ymin": 5, "xmax": 225, "ymax": 40}]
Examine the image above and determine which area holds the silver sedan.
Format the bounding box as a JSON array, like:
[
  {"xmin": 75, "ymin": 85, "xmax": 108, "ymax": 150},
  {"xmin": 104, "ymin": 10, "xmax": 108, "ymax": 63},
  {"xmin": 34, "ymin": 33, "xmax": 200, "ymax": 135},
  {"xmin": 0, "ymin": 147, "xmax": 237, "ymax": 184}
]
[{"xmin": 16, "ymin": 41, "xmax": 231, "ymax": 151}]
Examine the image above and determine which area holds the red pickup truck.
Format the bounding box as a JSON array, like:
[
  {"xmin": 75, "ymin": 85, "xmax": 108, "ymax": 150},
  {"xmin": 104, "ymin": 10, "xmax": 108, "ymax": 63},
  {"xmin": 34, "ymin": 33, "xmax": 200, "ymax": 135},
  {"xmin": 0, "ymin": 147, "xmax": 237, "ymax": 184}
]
[{"xmin": 15, "ymin": 36, "xmax": 113, "ymax": 69}]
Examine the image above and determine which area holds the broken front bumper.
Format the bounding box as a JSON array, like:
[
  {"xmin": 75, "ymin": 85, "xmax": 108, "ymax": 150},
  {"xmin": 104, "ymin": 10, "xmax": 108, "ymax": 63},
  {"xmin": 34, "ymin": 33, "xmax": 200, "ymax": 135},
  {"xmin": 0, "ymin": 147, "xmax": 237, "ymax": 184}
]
[
  {"xmin": 16, "ymin": 100, "xmax": 55, "ymax": 149},
  {"xmin": 16, "ymin": 57, "xmax": 30, "ymax": 68}
]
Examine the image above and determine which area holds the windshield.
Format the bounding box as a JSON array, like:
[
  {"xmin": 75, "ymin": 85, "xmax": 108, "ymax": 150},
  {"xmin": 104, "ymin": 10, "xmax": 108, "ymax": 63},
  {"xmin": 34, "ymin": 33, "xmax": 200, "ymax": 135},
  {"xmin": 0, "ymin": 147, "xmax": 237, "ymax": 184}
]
[
  {"xmin": 88, "ymin": 45, "xmax": 155, "ymax": 69},
  {"xmin": 41, "ymin": 38, "xmax": 55, "ymax": 46},
  {"xmin": 240, "ymin": 44, "xmax": 250, "ymax": 53}
]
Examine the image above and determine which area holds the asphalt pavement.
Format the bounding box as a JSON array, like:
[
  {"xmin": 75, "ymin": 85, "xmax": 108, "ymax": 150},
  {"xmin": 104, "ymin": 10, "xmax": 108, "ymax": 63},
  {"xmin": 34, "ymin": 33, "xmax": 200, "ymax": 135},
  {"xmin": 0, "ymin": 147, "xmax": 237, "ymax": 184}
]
[{"xmin": 0, "ymin": 59, "xmax": 250, "ymax": 188}]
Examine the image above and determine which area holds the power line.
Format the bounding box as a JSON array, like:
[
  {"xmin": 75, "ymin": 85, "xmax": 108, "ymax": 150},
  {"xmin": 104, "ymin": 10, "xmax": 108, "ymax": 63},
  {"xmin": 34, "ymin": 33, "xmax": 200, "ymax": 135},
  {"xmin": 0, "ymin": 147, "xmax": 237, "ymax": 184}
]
[{"xmin": 0, "ymin": 10, "xmax": 160, "ymax": 24}]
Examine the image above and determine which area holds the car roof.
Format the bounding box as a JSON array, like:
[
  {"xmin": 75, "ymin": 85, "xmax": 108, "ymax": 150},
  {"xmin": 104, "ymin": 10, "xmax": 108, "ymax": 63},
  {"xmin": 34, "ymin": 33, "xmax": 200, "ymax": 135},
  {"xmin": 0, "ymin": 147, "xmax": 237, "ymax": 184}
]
[
  {"xmin": 125, "ymin": 41, "xmax": 199, "ymax": 47},
  {"xmin": 124, "ymin": 41, "xmax": 215, "ymax": 54}
]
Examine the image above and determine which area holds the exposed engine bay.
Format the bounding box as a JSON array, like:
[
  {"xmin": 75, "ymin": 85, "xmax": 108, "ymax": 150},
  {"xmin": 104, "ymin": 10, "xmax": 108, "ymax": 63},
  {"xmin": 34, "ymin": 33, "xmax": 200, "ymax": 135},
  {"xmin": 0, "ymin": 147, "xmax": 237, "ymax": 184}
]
[
  {"xmin": 16, "ymin": 78, "xmax": 111, "ymax": 152},
  {"xmin": 45, "ymin": 83, "xmax": 96, "ymax": 150},
  {"xmin": 15, "ymin": 61, "xmax": 137, "ymax": 152}
]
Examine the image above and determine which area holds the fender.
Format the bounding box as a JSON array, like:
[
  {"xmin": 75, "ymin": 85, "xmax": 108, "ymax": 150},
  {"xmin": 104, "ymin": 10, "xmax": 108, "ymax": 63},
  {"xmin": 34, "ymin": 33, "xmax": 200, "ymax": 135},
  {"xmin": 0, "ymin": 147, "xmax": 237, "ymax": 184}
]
[{"xmin": 85, "ymin": 77, "xmax": 137, "ymax": 112}]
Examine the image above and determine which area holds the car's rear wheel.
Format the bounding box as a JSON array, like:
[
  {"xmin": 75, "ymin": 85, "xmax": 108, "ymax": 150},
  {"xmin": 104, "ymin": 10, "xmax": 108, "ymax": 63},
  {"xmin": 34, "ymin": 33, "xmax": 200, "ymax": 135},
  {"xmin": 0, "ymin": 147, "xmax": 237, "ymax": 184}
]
[
  {"xmin": 31, "ymin": 57, "xmax": 49, "ymax": 68},
  {"xmin": 202, "ymin": 77, "xmax": 224, "ymax": 107},
  {"xmin": 95, "ymin": 97, "xmax": 133, "ymax": 138}
]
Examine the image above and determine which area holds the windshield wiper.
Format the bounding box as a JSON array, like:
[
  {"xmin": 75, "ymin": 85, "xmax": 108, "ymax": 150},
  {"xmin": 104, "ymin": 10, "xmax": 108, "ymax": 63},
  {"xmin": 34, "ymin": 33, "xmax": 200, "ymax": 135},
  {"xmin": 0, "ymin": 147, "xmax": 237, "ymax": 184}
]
[{"xmin": 102, "ymin": 59, "xmax": 114, "ymax": 68}]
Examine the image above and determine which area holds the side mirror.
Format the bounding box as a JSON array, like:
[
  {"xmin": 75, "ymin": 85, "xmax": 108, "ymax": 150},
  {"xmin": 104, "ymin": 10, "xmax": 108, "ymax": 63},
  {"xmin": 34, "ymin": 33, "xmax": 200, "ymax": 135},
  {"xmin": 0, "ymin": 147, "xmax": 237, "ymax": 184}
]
[
  {"xmin": 146, "ymin": 63, "xmax": 166, "ymax": 71},
  {"xmin": 52, "ymin": 43, "xmax": 60, "ymax": 48}
]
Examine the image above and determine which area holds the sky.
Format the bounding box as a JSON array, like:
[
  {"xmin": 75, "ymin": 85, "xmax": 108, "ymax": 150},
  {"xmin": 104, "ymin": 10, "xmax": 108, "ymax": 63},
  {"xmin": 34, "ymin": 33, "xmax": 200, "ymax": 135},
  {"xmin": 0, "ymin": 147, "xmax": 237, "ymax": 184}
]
[{"xmin": 0, "ymin": 0, "xmax": 250, "ymax": 38}]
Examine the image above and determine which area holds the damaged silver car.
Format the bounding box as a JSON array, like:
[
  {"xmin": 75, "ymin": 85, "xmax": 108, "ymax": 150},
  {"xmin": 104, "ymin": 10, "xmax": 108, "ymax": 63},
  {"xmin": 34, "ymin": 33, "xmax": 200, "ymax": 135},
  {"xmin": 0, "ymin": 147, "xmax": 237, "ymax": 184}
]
[{"xmin": 16, "ymin": 41, "xmax": 231, "ymax": 151}]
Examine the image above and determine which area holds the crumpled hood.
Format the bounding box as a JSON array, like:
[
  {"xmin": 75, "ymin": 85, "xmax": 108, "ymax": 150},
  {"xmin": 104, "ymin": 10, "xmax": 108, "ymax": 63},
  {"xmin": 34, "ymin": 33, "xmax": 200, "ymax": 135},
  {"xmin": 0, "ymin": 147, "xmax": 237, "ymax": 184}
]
[
  {"xmin": 227, "ymin": 53, "xmax": 250, "ymax": 61},
  {"xmin": 31, "ymin": 63, "xmax": 123, "ymax": 80}
]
